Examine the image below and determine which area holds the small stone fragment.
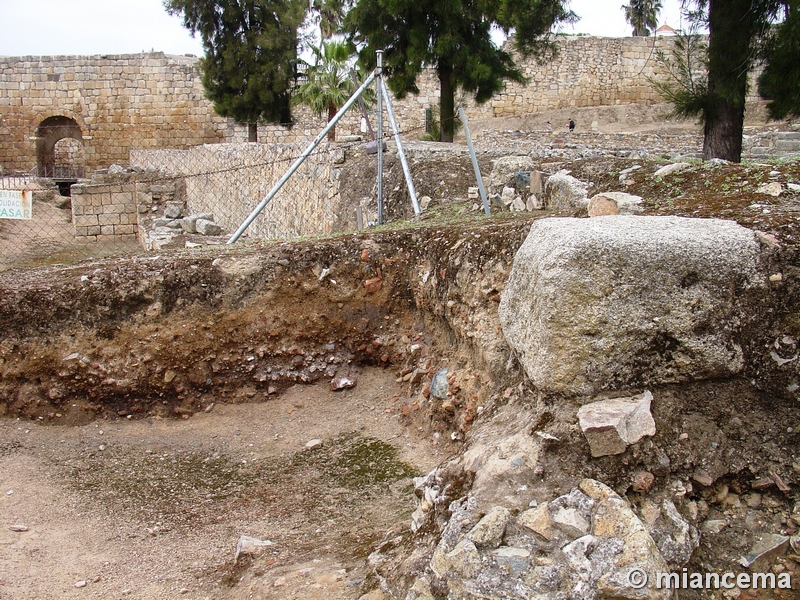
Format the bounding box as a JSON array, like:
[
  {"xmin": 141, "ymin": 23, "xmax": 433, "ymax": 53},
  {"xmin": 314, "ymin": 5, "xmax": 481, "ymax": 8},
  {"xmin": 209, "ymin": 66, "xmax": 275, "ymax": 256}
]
[
  {"xmin": 429, "ymin": 368, "xmax": 449, "ymax": 399},
  {"xmin": 518, "ymin": 503, "xmax": 555, "ymax": 541},
  {"xmin": 740, "ymin": 534, "xmax": 789, "ymax": 570},
  {"xmin": 74, "ymin": 581, "xmax": 87, "ymax": 588},
  {"xmin": 577, "ymin": 390, "xmax": 656, "ymax": 457},
  {"xmin": 305, "ymin": 438, "xmax": 322, "ymax": 449},
  {"xmin": 331, "ymin": 376, "xmax": 356, "ymax": 391},
  {"xmin": 552, "ymin": 506, "xmax": 590, "ymax": 538},
  {"xmin": 235, "ymin": 535, "xmax": 273, "ymax": 563},
  {"xmin": 363, "ymin": 277, "xmax": 382, "ymax": 294},
  {"xmin": 692, "ymin": 470, "xmax": 714, "ymax": 487},
  {"xmin": 9, "ymin": 525, "xmax": 28, "ymax": 532},
  {"xmin": 469, "ymin": 506, "xmax": 511, "ymax": 548},
  {"xmin": 632, "ymin": 470, "xmax": 655, "ymax": 493},
  {"xmin": 700, "ymin": 519, "xmax": 728, "ymax": 534},
  {"xmin": 491, "ymin": 546, "xmax": 531, "ymax": 575},
  {"xmin": 587, "ymin": 195, "xmax": 619, "ymax": 217}
]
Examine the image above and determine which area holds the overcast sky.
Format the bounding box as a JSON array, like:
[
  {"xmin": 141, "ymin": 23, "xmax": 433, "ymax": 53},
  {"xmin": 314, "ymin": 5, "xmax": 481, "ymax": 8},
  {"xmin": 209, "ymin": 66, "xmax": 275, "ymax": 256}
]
[{"xmin": 0, "ymin": 0, "xmax": 688, "ymax": 57}]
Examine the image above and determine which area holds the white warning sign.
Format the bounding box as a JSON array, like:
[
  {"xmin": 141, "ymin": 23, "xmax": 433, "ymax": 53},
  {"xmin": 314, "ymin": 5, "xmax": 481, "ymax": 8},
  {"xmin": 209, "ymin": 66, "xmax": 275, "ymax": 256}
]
[{"xmin": 0, "ymin": 190, "xmax": 32, "ymax": 220}]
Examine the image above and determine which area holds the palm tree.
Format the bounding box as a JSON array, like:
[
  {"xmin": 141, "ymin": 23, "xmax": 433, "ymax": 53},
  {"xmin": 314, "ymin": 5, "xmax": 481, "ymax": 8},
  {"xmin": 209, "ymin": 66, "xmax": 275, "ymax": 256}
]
[
  {"xmin": 292, "ymin": 41, "xmax": 358, "ymax": 142},
  {"xmin": 621, "ymin": 0, "xmax": 663, "ymax": 36}
]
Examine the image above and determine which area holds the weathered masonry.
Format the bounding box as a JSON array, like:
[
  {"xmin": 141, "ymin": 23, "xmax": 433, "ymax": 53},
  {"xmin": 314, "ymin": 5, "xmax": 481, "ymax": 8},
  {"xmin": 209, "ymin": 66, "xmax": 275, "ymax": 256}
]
[
  {"xmin": 0, "ymin": 36, "xmax": 761, "ymax": 177},
  {"xmin": 0, "ymin": 53, "xmax": 235, "ymax": 175}
]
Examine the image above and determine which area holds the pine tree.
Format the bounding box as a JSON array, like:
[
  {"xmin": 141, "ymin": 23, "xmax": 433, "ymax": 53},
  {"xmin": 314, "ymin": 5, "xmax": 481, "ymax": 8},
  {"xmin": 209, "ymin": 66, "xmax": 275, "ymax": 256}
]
[
  {"xmin": 758, "ymin": 3, "xmax": 800, "ymax": 120},
  {"xmin": 345, "ymin": 0, "xmax": 575, "ymax": 142},
  {"xmin": 165, "ymin": 0, "xmax": 306, "ymax": 142}
]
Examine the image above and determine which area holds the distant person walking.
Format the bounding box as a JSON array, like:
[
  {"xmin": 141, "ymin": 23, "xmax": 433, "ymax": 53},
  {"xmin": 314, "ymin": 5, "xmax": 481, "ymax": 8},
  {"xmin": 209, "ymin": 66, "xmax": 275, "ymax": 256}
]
[
  {"xmin": 568, "ymin": 118, "xmax": 575, "ymax": 133},
  {"xmin": 545, "ymin": 121, "xmax": 552, "ymax": 131}
]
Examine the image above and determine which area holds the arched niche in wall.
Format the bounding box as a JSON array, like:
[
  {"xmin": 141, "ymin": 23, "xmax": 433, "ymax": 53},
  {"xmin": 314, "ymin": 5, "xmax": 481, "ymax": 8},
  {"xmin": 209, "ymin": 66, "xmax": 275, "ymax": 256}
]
[{"xmin": 36, "ymin": 116, "xmax": 84, "ymax": 177}]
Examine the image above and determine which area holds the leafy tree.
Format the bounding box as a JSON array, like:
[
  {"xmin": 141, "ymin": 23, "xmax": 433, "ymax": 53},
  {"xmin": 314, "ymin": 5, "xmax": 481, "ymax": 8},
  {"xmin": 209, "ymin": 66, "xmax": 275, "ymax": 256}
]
[
  {"xmin": 758, "ymin": 3, "xmax": 800, "ymax": 120},
  {"xmin": 345, "ymin": 0, "xmax": 576, "ymax": 142},
  {"xmin": 292, "ymin": 41, "xmax": 364, "ymax": 141},
  {"xmin": 621, "ymin": 0, "xmax": 663, "ymax": 36},
  {"xmin": 165, "ymin": 0, "xmax": 306, "ymax": 142}
]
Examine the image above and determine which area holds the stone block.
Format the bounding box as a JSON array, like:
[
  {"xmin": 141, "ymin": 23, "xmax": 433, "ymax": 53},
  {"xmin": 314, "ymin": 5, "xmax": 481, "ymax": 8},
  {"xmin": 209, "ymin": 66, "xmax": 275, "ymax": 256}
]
[
  {"xmin": 543, "ymin": 171, "xmax": 589, "ymax": 210},
  {"xmin": 577, "ymin": 391, "xmax": 656, "ymax": 457},
  {"xmin": 74, "ymin": 214, "xmax": 99, "ymax": 227},
  {"xmin": 776, "ymin": 140, "xmax": 800, "ymax": 152},
  {"xmin": 98, "ymin": 213, "xmax": 121, "ymax": 226},
  {"xmin": 196, "ymin": 219, "xmax": 222, "ymax": 236},
  {"xmin": 498, "ymin": 216, "xmax": 766, "ymax": 396}
]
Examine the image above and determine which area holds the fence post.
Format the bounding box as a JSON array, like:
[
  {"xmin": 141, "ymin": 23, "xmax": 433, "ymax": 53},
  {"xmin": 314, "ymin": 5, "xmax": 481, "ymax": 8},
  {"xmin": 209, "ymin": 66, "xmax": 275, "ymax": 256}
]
[{"xmin": 458, "ymin": 107, "xmax": 491, "ymax": 216}]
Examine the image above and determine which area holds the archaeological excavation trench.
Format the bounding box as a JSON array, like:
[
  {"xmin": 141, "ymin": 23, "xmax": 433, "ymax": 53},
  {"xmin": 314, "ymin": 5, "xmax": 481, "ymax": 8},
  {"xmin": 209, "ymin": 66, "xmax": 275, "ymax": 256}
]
[{"xmin": 1, "ymin": 211, "xmax": 800, "ymax": 599}]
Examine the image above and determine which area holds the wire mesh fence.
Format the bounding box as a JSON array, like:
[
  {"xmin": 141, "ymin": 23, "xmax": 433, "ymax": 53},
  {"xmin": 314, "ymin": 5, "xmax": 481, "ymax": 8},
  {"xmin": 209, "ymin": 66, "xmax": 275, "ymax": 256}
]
[{"xmin": 0, "ymin": 119, "xmax": 435, "ymax": 272}]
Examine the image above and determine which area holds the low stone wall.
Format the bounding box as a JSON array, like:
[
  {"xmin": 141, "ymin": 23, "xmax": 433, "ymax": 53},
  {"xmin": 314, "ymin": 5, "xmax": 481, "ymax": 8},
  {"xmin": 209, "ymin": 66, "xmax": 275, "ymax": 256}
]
[{"xmin": 70, "ymin": 182, "xmax": 137, "ymax": 241}]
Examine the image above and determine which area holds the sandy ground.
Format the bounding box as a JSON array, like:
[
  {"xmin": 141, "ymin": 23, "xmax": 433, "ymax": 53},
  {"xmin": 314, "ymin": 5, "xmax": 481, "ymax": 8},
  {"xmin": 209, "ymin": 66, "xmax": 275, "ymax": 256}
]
[{"xmin": 0, "ymin": 367, "xmax": 447, "ymax": 600}]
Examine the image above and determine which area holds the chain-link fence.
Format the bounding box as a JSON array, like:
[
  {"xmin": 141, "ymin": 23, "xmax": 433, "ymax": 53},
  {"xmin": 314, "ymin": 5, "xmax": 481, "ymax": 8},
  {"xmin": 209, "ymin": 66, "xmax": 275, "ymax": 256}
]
[{"xmin": 0, "ymin": 118, "xmax": 439, "ymax": 271}]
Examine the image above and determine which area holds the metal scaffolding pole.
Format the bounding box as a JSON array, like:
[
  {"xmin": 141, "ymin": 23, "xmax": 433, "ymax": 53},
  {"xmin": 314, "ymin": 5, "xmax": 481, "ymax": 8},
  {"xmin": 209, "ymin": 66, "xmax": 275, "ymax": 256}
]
[
  {"xmin": 376, "ymin": 51, "xmax": 384, "ymax": 225},
  {"xmin": 379, "ymin": 78, "xmax": 420, "ymax": 215},
  {"xmin": 458, "ymin": 107, "xmax": 491, "ymax": 216},
  {"xmin": 227, "ymin": 70, "xmax": 378, "ymax": 244}
]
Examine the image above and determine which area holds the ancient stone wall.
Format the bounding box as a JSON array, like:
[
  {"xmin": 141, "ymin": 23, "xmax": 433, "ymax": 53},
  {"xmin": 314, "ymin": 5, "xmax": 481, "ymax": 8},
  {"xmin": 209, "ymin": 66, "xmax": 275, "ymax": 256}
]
[
  {"xmin": 0, "ymin": 37, "xmax": 765, "ymax": 172},
  {"xmin": 0, "ymin": 53, "xmax": 235, "ymax": 173},
  {"xmin": 70, "ymin": 182, "xmax": 137, "ymax": 241}
]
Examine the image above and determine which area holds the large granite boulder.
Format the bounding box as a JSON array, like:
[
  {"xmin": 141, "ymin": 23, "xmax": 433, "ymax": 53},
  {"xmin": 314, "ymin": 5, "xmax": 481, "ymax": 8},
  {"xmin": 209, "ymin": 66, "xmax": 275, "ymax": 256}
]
[{"xmin": 499, "ymin": 216, "xmax": 767, "ymax": 396}]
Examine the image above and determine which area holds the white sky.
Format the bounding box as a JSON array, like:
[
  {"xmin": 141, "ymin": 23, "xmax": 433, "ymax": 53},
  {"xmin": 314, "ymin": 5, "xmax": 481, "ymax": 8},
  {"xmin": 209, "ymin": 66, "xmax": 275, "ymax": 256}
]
[{"xmin": 0, "ymin": 0, "xmax": 688, "ymax": 57}]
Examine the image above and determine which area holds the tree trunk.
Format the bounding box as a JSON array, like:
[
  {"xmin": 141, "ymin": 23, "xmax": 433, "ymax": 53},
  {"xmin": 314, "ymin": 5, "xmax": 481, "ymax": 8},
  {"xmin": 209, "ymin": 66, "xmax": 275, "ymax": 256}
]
[
  {"xmin": 248, "ymin": 123, "xmax": 258, "ymax": 143},
  {"xmin": 702, "ymin": 0, "xmax": 756, "ymax": 162},
  {"xmin": 438, "ymin": 64, "xmax": 455, "ymax": 143},
  {"xmin": 702, "ymin": 95, "xmax": 745, "ymax": 162},
  {"xmin": 327, "ymin": 102, "xmax": 337, "ymax": 142}
]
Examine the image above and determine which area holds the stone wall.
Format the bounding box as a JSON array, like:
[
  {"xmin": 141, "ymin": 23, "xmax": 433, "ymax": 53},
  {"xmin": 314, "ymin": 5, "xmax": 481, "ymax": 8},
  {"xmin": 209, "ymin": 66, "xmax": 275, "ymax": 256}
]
[
  {"xmin": 70, "ymin": 182, "xmax": 137, "ymax": 241},
  {"xmin": 130, "ymin": 143, "xmax": 347, "ymax": 240},
  {"xmin": 0, "ymin": 37, "xmax": 766, "ymax": 173},
  {"xmin": 0, "ymin": 53, "xmax": 235, "ymax": 173}
]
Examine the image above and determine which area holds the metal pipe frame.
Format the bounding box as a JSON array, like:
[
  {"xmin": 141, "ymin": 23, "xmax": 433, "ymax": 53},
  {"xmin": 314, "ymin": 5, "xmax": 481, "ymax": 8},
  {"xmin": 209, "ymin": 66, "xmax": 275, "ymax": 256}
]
[{"xmin": 227, "ymin": 70, "xmax": 378, "ymax": 244}]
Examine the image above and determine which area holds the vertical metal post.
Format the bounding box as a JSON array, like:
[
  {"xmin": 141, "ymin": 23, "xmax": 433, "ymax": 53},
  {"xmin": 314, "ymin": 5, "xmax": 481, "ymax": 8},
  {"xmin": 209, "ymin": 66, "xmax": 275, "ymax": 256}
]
[
  {"xmin": 458, "ymin": 107, "xmax": 491, "ymax": 216},
  {"xmin": 376, "ymin": 50, "xmax": 384, "ymax": 225},
  {"xmin": 380, "ymin": 78, "xmax": 420, "ymax": 215}
]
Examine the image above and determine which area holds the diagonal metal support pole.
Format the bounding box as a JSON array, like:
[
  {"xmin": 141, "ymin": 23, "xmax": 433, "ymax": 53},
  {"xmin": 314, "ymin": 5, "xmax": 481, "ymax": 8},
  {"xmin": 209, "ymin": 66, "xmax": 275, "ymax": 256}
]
[
  {"xmin": 376, "ymin": 51, "xmax": 383, "ymax": 225},
  {"xmin": 227, "ymin": 70, "xmax": 378, "ymax": 244},
  {"xmin": 458, "ymin": 107, "xmax": 491, "ymax": 216},
  {"xmin": 379, "ymin": 78, "xmax": 420, "ymax": 215}
]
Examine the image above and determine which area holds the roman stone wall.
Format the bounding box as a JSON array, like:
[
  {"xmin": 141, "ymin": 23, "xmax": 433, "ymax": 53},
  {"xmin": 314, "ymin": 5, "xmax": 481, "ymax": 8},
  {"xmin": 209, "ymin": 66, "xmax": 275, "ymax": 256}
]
[
  {"xmin": 70, "ymin": 182, "xmax": 138, "ymax": 241},
  {"xmin": 0, "ymin": 37, "xmax": 764, "ymax": 173},
  {"xmin": 0, "ymin": 53, "xmax": 235, "ymax": 174}
]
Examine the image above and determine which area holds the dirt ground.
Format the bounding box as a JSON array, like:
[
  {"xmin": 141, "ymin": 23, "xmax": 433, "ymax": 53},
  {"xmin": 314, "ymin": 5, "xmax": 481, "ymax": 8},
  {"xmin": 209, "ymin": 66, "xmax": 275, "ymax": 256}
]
[{"xmin": 0, "ymin": 367, "xmax": 448, "ymax": 600}]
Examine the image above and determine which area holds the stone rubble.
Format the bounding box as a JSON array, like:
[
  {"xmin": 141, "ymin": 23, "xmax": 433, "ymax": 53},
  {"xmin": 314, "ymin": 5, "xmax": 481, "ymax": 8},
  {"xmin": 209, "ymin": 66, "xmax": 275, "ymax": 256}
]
[{"xmin": 414, "ymin": 480, "xmax": 673, "ymax": 600}]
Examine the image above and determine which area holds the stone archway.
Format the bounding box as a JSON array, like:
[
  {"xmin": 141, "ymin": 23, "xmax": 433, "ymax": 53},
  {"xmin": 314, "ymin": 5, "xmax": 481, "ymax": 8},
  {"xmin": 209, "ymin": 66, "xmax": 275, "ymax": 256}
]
[{"xmin": 36, "ymin": 116, "xmax": 84, "ymax": 177}]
